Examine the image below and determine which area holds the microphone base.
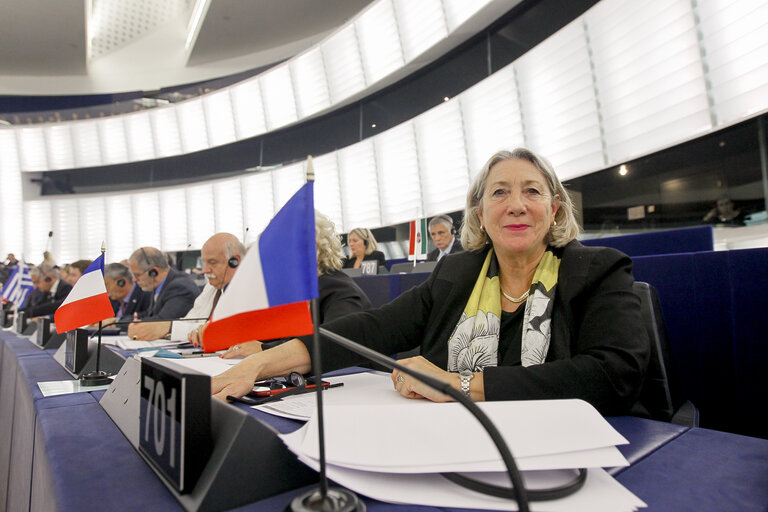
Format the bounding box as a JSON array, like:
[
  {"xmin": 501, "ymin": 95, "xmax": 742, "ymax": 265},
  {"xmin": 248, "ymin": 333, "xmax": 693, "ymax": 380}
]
[
  {"xmin": 80, "ymin": 370, "xmax": 112, "ymax": 386},
  {"xmin": 288, "ymin": 487, "xmax": 365, "ymax": 512}
]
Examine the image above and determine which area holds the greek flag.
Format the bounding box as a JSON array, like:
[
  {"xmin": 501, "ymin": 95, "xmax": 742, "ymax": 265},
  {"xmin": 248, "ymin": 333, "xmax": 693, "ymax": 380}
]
[{"xmin": 1, "ymin": 265, "xmax": 34, "ymax": 307}]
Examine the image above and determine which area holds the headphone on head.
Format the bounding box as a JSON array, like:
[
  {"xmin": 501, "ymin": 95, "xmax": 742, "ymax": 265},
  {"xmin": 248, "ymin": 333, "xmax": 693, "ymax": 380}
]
[
  {"xmin": 140, "ymin": 247, "xmax": 158, "ymax": 278},
  {"xmin": 116, "ymin": 278, "xmax": 126, "ymax": 287},
  {"xmin": 44, "ymin": 276, "xmax": 52, "ymax": 283},
  {"xmin": 437, "ymin": 215, "xmax": 456, "ymax": 235},
  {"xmin": 227, "ymin": 256, "xmax": 239, "ymax": 269}
]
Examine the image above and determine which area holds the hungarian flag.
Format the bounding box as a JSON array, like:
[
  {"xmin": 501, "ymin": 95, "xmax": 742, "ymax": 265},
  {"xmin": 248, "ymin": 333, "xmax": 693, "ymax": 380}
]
[
  {"xmin": 54, "ymin": 253, "xmax": 115, "ymax": 333},
  {"xmin": 202, "ymin": 181, "xmax": 319, "ymax": 352},
  {"xmin": 408, "ymin": 218, "xmax": 428, "ymax": 261}
]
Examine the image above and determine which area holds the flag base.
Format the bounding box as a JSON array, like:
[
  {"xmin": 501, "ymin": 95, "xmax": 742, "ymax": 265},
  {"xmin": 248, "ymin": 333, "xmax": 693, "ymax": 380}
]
[
  {"xmin": 80, "ymin": 370, "xmax": 112, "ymax": 386},
  {"xmin": 288, "ymin": 487, "xmax": 365, "ymax": 512}
]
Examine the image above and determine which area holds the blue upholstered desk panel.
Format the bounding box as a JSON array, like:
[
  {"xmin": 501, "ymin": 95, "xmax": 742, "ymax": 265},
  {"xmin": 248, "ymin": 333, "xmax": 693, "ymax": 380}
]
[
  {"xmin": 32, "ymin": 399, "xmax": 184, "ymax": 512},
  {"xmin": 616, "ymin": 427, "xmax": 768, "ymax": 512},
  {"xmin": 581, "ymin": 226, "xmax": 714, "ymax": 256},
  {"xmin": 7, "ymin": 355, "xmax": 77, "ymax": 512},
  {"xmin": 353, "ymin": 274, "xmax": 393, "ymax": 308}
]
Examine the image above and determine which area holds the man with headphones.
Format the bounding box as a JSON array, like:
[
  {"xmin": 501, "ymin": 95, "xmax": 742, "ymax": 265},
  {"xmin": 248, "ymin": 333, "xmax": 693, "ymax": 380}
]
[
  {"xmin": 20, "ymin": 263, "xmax": 73, "ymax": 318},
  {"xmin": 426, "ymin": 214, "xmax": 464, "ymax": 262},
  {"xmin": 101, "ymin": 262, "xmax": 153, "ymax": 325},
  {"xmin": 128, "ymin": 233, "xmax": 245, "ymax": 342}
]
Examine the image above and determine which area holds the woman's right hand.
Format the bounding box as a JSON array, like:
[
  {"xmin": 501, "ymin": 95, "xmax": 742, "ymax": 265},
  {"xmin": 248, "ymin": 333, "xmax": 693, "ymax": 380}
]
[{"xmin": 220, "ymin": 340, "xmax": 263, "ymax": 359}]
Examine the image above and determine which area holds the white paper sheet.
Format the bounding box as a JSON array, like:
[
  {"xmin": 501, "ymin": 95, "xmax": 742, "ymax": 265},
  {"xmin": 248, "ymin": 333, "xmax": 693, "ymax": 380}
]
[
  {"xmin": 298, "ymin": 399, "xmax": 627, "ymax": 470},
  {"xmin": 294, "ymin": 452, "xmax": 646, "ymax": 512},
  {"xmin": 100, "ymin": 335, "xmax": 181, "ymax": 350},
  {"xmin": 159, "ymin": 354, "xmax": 240, "ymax": 375}
]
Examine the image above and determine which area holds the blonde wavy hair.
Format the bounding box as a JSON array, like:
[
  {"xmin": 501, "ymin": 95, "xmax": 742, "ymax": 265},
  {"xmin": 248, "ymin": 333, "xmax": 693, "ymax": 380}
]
[
  {"xmin": 460, "ymin": 148, "xmax": 580, "ymax": 251},
  {"xmin": 316, "ymin": 211, "xmax": 344, "ymax": 274}
]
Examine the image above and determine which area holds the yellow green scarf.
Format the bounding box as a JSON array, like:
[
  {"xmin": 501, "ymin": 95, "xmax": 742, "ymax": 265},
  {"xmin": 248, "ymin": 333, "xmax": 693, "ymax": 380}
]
[{"xmin": 447, "ymin": 248, "xmax": 561, "ymax": 372}]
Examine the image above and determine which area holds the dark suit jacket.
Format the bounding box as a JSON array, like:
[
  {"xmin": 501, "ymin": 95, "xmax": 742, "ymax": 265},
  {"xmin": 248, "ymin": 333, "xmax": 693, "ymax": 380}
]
[
  {"xmin": 263, "ymin": 270, "xmax": 372, "ymax": 348},
  {"xmin": 113, "ymin": 285, "xmax": 154, "ymax": 321},
  {"xmin": 342, "ymin": 251, "xmax": 386, "ymax": 269},
  {"xmin": 22, "ymin": 280, "xmax": 73, "ymax": 317},
  {"xmin": 426, "ymin": 238, "xmax": 464, "ymax": 262},
  {"xmin": 140, "ymin": 268, "xmax": 200, "ymax": 321},
  {"xmin": 301, "ymin": 240, "xmax": 650, "ymax": 415}
]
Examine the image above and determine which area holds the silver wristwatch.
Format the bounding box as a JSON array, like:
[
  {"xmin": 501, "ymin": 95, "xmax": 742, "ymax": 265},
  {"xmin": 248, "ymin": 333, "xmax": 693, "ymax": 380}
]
[{"xmin": 459, "ymin": 369, "xmax": 474, "ymax": 397}]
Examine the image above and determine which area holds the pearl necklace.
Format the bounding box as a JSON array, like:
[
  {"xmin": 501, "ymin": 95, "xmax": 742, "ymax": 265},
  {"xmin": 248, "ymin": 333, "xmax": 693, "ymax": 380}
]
[{"xmin": 501, "ymin": 288, "xmax": 530, "ymax": 303}]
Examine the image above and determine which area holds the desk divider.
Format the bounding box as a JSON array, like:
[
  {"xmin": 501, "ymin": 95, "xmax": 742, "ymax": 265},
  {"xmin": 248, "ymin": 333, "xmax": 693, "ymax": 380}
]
[{"xmin": 101, "ymin": 357, "xmax": 317, "ymax": 512}]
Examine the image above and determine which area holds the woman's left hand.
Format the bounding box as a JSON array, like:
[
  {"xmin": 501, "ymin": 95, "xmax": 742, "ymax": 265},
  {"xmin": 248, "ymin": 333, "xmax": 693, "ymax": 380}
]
[{"xmin": 390, "ymin": 356, "xmax": 457, "ymax": 403}]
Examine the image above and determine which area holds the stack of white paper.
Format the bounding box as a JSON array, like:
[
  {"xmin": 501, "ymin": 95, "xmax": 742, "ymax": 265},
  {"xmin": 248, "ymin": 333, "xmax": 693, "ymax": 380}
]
[{"xmin": 271, "ymin": 373, "xmax": 646, "ymax": 512}]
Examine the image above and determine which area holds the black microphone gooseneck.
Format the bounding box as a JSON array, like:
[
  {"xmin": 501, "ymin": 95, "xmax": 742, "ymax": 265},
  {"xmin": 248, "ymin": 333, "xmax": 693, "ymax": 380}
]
[{"xmin": 315, "ymin": 327, "xmax": 590, "ymax": 510}]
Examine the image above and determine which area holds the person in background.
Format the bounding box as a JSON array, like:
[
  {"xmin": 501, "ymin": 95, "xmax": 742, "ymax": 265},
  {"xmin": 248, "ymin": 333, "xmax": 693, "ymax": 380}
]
[
  {"xmin": 21, "ymin": 263, "xmax": 72, "ymax": 318},
  {"xmin": 42, "ymin": 251, "xmax": 56, "ymax": 267},
  {"xmin": 426, "ymin": 214, "xmax": 464, "ymax": 262},
  {"xmin": 702, "ymin": 197, "xmax": 745, "ymax": 226},
  {"xmin": 101, "ymin": 263, "xmax": 153, "ymax": 326},
  {"xmin": 126, "ymin": 247, "xmax": 199, "ymax": 340},
  {"xmin": 342, "ymin": 227, "xmax": 386, "ymax": 271},
  {"xmin": 130, "ymin": 233, "xmax": 245, "ymax": 342},
  {"xmin": 220, "ymin": 212, "xmax": 373, "ymax": 357},
  {"xmin": 211, "ymin": 148, "xmax": 649, "ymax": 417},
  {"xmin": 65, "ymin": 259, "xmax": 92, "ymax": 285}
]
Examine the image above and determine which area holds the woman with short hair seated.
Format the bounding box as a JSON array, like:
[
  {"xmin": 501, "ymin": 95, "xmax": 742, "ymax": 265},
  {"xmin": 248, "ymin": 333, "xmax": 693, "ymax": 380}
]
[
  {"xmin": 212, "ymin": 148, "xmax": 649, "ymax": 415},
  {"xmin": 219, "ymin": 212, "xmax": 372, "ymax": 358},
  {"xmin": 342, "ymin": 227, "xmax": 386, "ymax": 272}
]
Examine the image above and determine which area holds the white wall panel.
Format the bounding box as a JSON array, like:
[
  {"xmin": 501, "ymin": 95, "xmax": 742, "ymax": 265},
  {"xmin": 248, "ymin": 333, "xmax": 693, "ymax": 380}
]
[
  {"xmin": 203, "ymin": 90, "xmax": 238, "ymax": 147},
  {"xmin": 516, "ymin": 20, "xmax": 604, "ymax": 180},
  {"xmin": 312, "ymin": 154, "xmax": 345, "ymax": 232},
  {"xmin": 45, "ymin": 125, "xmax": 75, "ymax": 170},
  {"xmin": 291, "ymin": 48, "xmax": 331, "ymax": 118},
  {"xmin": 0, "ymin": 131, "xmax": 23, "ymax": 253},
  {"xmin": 322, "ymin": 25, "xmax": 366, "ymax": 104},
  {"xmin": 150, "ymin": 107, "xmax": 183, "ymax": 158},
  {"xmin": 588, "ymin": 0, "xmax": 711, "ymax": 164},
  {"xmin": 230, "ymin": 79, "xmax": 267, "ymax": 139},
  {"xmin": 356, "ymin": 0, "xmax": 404, "ymax": 85},
  {"xmin": 394, "ymin": 0, "xmax": 447, "ymax": 63},
  {"xmin": 260, "ymin": 65, "xmax": 298, "ymax": 130},
  {"xmin": 124, "ymin": 111, "xmax": 156, "ymax": 161},
  {"xmin": 105, "ymin": 195, "xmax": 134, "ymax": 262},
  {"xmin": 213, "ymin": 179, "xmax": 244, "ymax": 239},
  {"xmin": 71, "ymin": 120, "xmax": 103, "ymax": 168},
  {"xmin": 176, "ymin": 98, "xmax": 209, "ymax": 153},
  {"xmin": 697, "ymin": 0, "xmax": 768, "ymax": 125},
  {"xmin": 131, "ymin": 192, "xmax": 161, "ymax": 249},
  {"xmin": 273, "ymin": 162, "xmax": 306, "ymax": 213},
  {"xmin": 98, "ymin": 117, "xmax": 129, "ymax": 164},
  {"xmin": 159, "ymin": 189, "xmax": 188, "ymax": 251},
  {"xmin": 23, "ymin": 201, "xmax": 52, "ymax": 262},
  {"xmin": 338, "ymin": 140, "xmax": 380, "ymax": 230},
  {"xmin": 240, "ymin": 172, "xmax": 274, "ymax": 244},
  {"xmin": 52, "ymin": 199, "xmax": 80, "ymax": 263},
  {"xmin": 185, "ymin": 184, "xmax": 215, "ymax": 248},
  {"xmin": 375, "ymin": 122, "xmax": 422, "ymax": 225},
  {"xmin": 460, "ymin": 65, "xmax": 524, "ymax": 176},
  {"xmin": 17, "ymin": 127, "xmax": 48, "ymax": 171},
  {"xmin": 414, "ymin": 100, "xmax": 469, "ymax": 215},
  {"xmin": 78, "ymin": 197, "xmax": 107, "ymax": 256},
  {"xmin": 443, "ymin": 0, "xmax": 489, "ymax": 31}
]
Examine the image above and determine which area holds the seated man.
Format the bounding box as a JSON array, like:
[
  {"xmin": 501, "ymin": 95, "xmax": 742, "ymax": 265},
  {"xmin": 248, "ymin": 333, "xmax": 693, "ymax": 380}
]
[
  {"xmin": 126, "ymin": 247, "xmax": 200, "ymax": 339},
  {"xmin": 128, "ymin": 233, "xmax": 245, "ymax": 341},
  {"xmin": 64, "ymin": 259, "xmax": 92, "ymax": 285},
  {"xmin": 426, "ymin": 214, "xmax": 463, "ymax": 262},
  {"xmin": 21, "ymin": 264, "xmax": 72, "ymax": 318},
  {"xmin": 102, "ymin": 262, "xmax": 153, "ymax": 326}
]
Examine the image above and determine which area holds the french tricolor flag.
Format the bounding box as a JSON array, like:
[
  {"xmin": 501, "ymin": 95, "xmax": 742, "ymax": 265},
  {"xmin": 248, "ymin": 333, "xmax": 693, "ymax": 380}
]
[
  {"xmin": 54, "ymin": 253, "xmax": 115, "ymax": 333},
  {"xmin": 202, "ymin": 181, "xmax": 319, "ymax": 352}
]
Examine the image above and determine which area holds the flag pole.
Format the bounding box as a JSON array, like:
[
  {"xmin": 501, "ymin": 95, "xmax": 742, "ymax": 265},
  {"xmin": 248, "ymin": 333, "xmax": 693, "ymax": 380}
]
[
  {"xmin": 289, "ymin": 157, "xmax": 364, "ymax": 511},
  {"xmin": 81, "ymin": 242, "xmax": 111, "ymax": 386}
]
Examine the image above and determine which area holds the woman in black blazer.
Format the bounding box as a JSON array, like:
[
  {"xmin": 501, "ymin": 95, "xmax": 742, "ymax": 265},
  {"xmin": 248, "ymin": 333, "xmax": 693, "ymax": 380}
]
[
  {"xmin": 212, "ymin": 149, "xmax": 649, "ymax": 416},
  {"xmin": 342, "ymin": 227, "xmax": 386, "ymax": 271}
]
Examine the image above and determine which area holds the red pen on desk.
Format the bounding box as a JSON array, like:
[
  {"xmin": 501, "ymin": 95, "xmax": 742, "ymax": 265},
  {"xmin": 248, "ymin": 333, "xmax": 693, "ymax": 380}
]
[{"xmin": 250, "ymin": 381, "xmax": 343, "ymax": 397}]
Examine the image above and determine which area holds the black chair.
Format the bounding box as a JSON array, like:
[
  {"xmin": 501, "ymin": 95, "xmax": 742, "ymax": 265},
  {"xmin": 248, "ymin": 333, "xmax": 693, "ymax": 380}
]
[{"xmin": 633, "ymin": 281, "xmax": 699, "ymax": 427}]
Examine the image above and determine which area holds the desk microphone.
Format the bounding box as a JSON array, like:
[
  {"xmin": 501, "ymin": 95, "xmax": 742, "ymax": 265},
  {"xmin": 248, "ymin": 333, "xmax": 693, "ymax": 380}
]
[{"xmin": 295, "ymin": 325, "xmax": 590, "ymax": 512}]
